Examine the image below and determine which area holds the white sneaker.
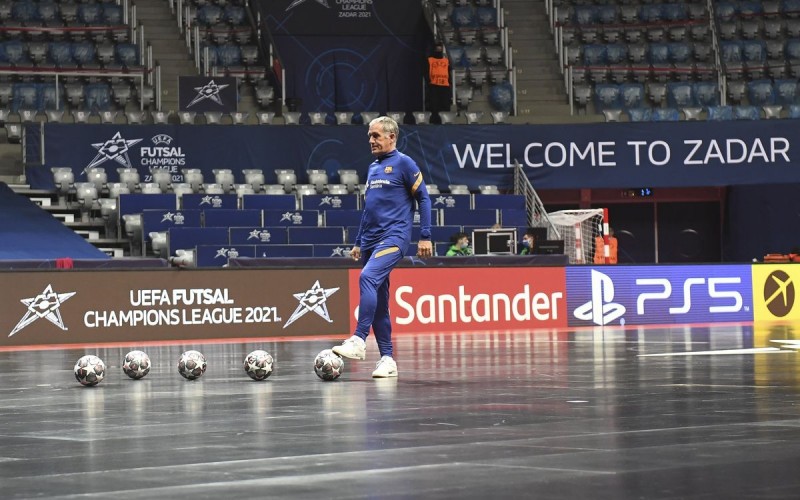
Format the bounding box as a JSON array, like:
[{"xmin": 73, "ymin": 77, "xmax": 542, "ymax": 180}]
[
  {"xmin": 332, "ymin": 335, "xmax": 366, "ymax": 360},
  {"xmin": 372, "ymin": 356, "xmax": 398, "ymax": 378}
]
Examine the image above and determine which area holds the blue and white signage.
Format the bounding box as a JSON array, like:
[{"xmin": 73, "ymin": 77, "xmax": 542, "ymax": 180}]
[{"xmin": 567, "ymin": 265, "xmax": 754, "ymax": 326}]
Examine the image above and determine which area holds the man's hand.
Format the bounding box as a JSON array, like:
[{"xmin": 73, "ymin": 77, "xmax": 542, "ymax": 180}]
[
  {"xmin": 350, "ymin": 246, "xmax": 361, "ymax": 261},
  {"xmin": 417, "ymin": 240, "xmax": 433, "ymax": 258}
]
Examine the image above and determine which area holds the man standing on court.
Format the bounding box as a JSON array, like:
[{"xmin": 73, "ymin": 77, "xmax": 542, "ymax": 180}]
[{"xmin": 332, "ymin": 116, "xmax": 432, "ymax": 378}]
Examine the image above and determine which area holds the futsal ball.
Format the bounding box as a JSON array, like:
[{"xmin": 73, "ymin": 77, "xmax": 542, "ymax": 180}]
[
  {"xmin": 314, "ymin": 349, "xmax": 344, "ymax": 381},
  {"xmin": 178, "ymin": 350, "xmax": 207, "ymax": 380},
  {"xmin": 243, "ymin": 349, "xmax": 274, "ymax": 381},
  {"xmin": 122, "ymin": 350, "xmax": 151, "ymax": 380},
  {"xmin": 74, "ymin": 355, "xmax": 106, "ymax": 386}
]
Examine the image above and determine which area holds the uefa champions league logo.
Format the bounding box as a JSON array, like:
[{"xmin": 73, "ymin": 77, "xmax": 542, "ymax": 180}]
[
  {"xmin": 9, "ymin": 285, "xmax": 77, "ymax": 337},
  {"xmin": 186, "ymin": 80, "xmax": 230, "ymax": 108},
  {"xmin": 283, "ymin": 280, "xmax": 339, "ymax": 329},
  {"xmin": 84, "ymin": 132, "xmax": 143, "ymax": 172}
]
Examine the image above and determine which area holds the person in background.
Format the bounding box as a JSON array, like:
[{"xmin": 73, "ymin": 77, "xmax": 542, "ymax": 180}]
[
  {"xmin": 426, "ymin": 42, "xmax": 451, "ymax": 124},
  {"xmin": 594, "ymin": 227, "xmax": 618, "ymax": 264},
  {"xmin": 446, "ymin": 232, "xmax": 472, "ymax": 256},
  {"xmin": 519, "ymin": 228, "xmax": 538, "ymax": 255}
]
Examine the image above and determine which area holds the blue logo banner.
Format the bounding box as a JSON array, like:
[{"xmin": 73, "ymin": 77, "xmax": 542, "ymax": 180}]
[
  {"xmin": 29, "ymin": 121, "xmax": 800, "ymax": 191},
  {"xmin": 566, "ymin": 265, "xmax": 754, "ymax": 326}
]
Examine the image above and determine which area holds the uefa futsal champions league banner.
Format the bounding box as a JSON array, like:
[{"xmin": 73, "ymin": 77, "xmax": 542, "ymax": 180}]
[
  {"xmin": 1, "ymin": 263, "xmax": 798, "ymax": 349},
  {"xmin": 31, "ymin": 121, "xmax": 800, "ymax": 191}
]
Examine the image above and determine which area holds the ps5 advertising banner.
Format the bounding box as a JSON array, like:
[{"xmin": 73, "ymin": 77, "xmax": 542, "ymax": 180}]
[
  {"xmin": 178, "ymin": 76, "xmax": 238, "ymax": 112},
  {"xmin": 31, "ymin": 120, "xmax": 800, "ymax": 192},
  {"xmin": 566, "ymin": 265, "xmax": 754, "ymax": 327},
  {"xmin": 0, "ymin": 269, "xmax": 350, "ymax": 348}
]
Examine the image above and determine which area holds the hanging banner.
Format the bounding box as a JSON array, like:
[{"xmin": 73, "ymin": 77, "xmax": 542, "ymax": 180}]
[{"xmin": 31, "ymin": 121, "xmax": 800, "ymax": 192}]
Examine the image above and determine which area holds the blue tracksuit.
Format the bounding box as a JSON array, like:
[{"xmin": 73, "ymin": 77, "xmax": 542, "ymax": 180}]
[{"xmin": 353, "ymin": 149, "xmax": 431, "ymax": 357}]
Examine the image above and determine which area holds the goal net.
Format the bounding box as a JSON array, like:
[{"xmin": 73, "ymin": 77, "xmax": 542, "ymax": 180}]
[{"xmin": 545, "ymin": 209, "xmax": 606, "ymax": 264}]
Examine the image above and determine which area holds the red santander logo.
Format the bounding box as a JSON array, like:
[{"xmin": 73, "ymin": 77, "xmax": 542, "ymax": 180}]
[{"xmin": 348, "ymin": 267, "xmax": 567, "ymax": 333}]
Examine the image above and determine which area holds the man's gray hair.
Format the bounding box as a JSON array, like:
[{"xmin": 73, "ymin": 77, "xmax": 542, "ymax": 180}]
[{"xmin": 370, "ymin": 116, "xmax": 399, "ymax": 138}]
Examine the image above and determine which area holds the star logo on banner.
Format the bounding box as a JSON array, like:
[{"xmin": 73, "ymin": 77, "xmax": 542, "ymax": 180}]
[
  {"xmin": 434, "ymin": 196, "xmax": 447, "ymax": 205},
  {"xmin": 84, "ymin": 132, "xmax": 143, "ymax": 172},
  {"xmin": 187, "ymin": 80, "xmax": 230, "ymax": 108},
  {"xmin": 283, "ymin": 280, "xmax": 339, "ymax": 329},
  {"xmin": 330, "ymin": 247, "xmax": 351, "ymax": 257},
  {"xmin": 248, "ymin": 229, "xmax": 262, "ymax": 240},
  {"xmin": 286, "ymin": 0, "xmax": 330, "ymax": 12},
  {"xmin": 161, "ymin": 212, "xmax": 175, "ymax": 222},
  {"xmin": 215, "ymin": 248, "xmax": 230, "ymax": 259},
  {"xmin": 200, "ymin": 196, "xmax": 213, "ymax": 205},
  {"xmin": 319, "ymin": 196, "xmax": 333, "ymax": 206},
  {"xmin": 9, "ymin": 285, "xmax": 77, "ymax": 337},
  {"xmin": 280, "ymin": 212, "xmax": 294, "ymax": 222}
]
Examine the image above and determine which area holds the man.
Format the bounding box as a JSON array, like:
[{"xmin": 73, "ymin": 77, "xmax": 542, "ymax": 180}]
[
  {"xmin": 427, "ymin": 43, "xmax": 450, "ymax": 124},
  {"xmin": 519, "ymin": 228, "xmax": 538, "ymax": 255},
  {"xmin": 446, "ymin": 232, "xmax": 472, "ymax": 256},
  {"xmin": 332, "ymin": 116, "xmax": 432, "ymax": 378}
]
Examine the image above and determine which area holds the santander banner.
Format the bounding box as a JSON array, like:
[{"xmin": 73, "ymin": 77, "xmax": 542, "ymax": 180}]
[{"xmin": 348, "ymin": 267, "xmax": 568, "ymax": 333}]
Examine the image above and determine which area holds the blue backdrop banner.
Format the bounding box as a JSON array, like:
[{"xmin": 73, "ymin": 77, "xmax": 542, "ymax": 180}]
[{"xmin": 30, "ymin": 121, "xmax": 800, "ymax": 190}]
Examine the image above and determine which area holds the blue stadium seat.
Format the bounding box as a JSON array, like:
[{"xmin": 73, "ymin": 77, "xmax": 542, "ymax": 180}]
[
  {"xmin": 255, "ymin": 244, "xmax": 314, "ymax": 258},
  {"xmin": 2, "ymin": 40, "xmax": 28, "ymax": 65},
  {"xmin": 786, "ymin": 39, "xmax": 800, "ymax": 60},
  {"xmin": 229, "ymin": 226, "xmax": 289, "ymax": 245},
  {"xmin": 693, "ymin": 81, "xmax": 720, "ymax": 107},
  {"xmin": 451, "ymin": 6, "xmax": 476, "ymax": 27},
  {"xmin": 441, "ymin": 209, "xmax": 497, "ymax": 227},
  {"xmin": 627, "ymin": 108, "xmax": 652, "ymax": 122},
  {"xmin": 288, "ymin": 227, "xmax": 344, "ymax": 245},
  {"xmin": 216, "ymin": 45, "xmax": 241, "ymax": 67},
  {"xmin": 115, "ymin": 43, "xmax": 139, "ymax": 67},
  {"xmin": 788, "ymin": 104, "xmax": 800, "ymax": 118},
  {"xmin": 168, "ymin": 227, "xmax": 229, "ymax": 255},
  {"xmin": 668, "ymin": 42, "xmax": 691, "ymax": 63},
  {"xmin": 775, "ymin": 79, "xmax": 799, "ymax": 105},
  {"xmin": 241, "ymin": 194, "xmax": 296, "ymax": 211},
  {"xmin": 473, "ymin": 194, "xmax": 524, "ymax": 210},
  {"xmin": 300, "ymin": 193, "xmax": 359, "ymax": 210},
  {"xmin": 40, "ymin": 83, "xmax": 64, "ymax": 110},
  {"xmin": 195, "ymin": 244, "xmax": 257, "ymax": 268},
  {"xmin": 203, "ymin": 209, "xmax": 262, "ymax": 228},
  {"xmin": 651, "ymin": 108, "xmax": 681, "ymax": 121},
  {"xmin": 181, "ymin": 194, "xmax": 238, "ymax": 210},
  {"xmin": 667, "ymin": 82, "xmax": 695, "ymax": 108},
  {"xmin": 12, "ymin": 0, "xmax": 37, "ymax": 23},
  {"xmin": 734, "ymin": 105, "xmax": 761, "ymax": 120},
  {"xmin": 141, "ymin": 209, "xmax": 202, "ymax": 243},
  {"xmin": 223, "ymin": 5, "xmax": 246, "ymax": 25},
  {"xmin": 324, "ymin": 210, "xmax": 362, "ymax": 227},
  {"xmin": 313, "ymin": 244, "xmax": 354, "ymax": 258},
  {"xmin": 12, "ymin": 83, "xmax": 38, "ymax": 112},
  {"xmin": 583, "ymin": 44, "xmax": 607, "ymax": 65},
  {"xmin": 742, "ymin": 40, "xmax": 767, "ymax": 63},
  {"xmin": 103, "ymin": 4, "xmax": 123, "ymax": 25},
  {"xmin": 663, "ymin": 3, "xmax": 688, "ymax": 21},
  {"xmin": 476, "ymin": 6, "xmax": 497, "ymax": 26},
  {"xmin": 648, "ymin": 43, "xmax": 670, "ymax": 65},
  {"xmin": 72, "ymin": 41, "xmax": 96, "ymax": 66},
  {"xmin": 606, "ymin": 44, "xmax": 627, "ymax": 64},
  {"xmin": 574, "ymin": 6, "xmax": 598, "ymax": 25},
  {"xmin": 197, "ymin": 5, "xmax": 223, "ymax": 26},
  {"xmin": 720, "ymin": 41, "xmax": 743, "ymax": 63},
  {"xmin": 78, "ymin": 3, "xmax": 102, "ymax": 24},
  {"xmin": 594, "ymin": 83, "xmax": 621, "ymax": 110},
  {"xmin": 430, "ymin": 193, "xmax": 471, "ymax": 209},
  {"xmin": 640, "ymin": 4, "xmax": 664, "ymax": 22},
  {"xmin": 48, "ymin": 42, "xmax": 74, "ymax": 66},
  {"xmin": 85, "ymin": 83, "xmax": 111, "ymax": 111},
  {"xmin": 715, "ymin": 2, "xmax": 738, "ymax": 21},
  {"xmin": 500, "ymin": 209, "xmax": 527, "ymax": 227},
  {"xmin": 620, "ymin": 83, "xmax": 644, "ymax": 109},
  {"xmin": 747, "ymin": 80, "xmax": 776, "ymax": 106},
  {"xmin": 263, "ymin": 209, "xmax": 319, "ymax": 226},
  {"xmin": 707, "ymin": 105, "xmax": 735, "ymax": 121}
]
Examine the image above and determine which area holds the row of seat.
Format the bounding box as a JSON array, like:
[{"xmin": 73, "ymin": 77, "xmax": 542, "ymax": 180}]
[
  {"xmin": 0, "ymin": 80, "xmax": 150, "ymax": 111},
  {"xmin": 0, "ymin": 40, "xmax": 140, "ymax": 68},
  {"xmin": 601, "ymin": 104, "xmax": 800, "ymax": 122},
  {"xmin": 0, "ymin": 1, "xmax": 124, "ymax": 26}
]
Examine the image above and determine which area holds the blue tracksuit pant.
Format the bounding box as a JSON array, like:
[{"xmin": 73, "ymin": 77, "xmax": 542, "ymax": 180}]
[{"xmin": 353, "ymin": 244, "xmax": 404, "ymax": 357}]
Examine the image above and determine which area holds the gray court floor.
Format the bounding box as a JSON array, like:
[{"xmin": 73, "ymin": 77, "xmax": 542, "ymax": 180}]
[{"xmin": 3, "ymin": 324, "xmax": 800, "ymax": 499}]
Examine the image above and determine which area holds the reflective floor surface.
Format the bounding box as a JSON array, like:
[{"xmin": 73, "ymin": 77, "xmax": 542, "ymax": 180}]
[{"xmin": 3, "ymin": 323, "xmax": 800, "ymax": 499}]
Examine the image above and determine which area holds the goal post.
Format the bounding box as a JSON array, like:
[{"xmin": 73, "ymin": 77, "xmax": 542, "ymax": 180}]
[{"xmin": 545, "ymin": 208, "xmax": 608, "ymax": 264}]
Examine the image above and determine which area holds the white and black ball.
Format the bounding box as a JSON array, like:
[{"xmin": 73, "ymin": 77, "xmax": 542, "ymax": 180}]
[
  {"xmin": 122, "ymin": 350, "xmax": 151, "ymax": 380},
  {"xmin": 243, "ymin": 349, "xmax": 274, "ymax": 381},
  {"xmin": 314, "ymin": 349, "xmax": 344, "ymax": 381},
  {"xmin": 74, "ymin": 355, "xmax": 106, "ymax": 386},
  {"xmin": 178, "ymin": 350, "xmax": 207, "ymax": 380}
]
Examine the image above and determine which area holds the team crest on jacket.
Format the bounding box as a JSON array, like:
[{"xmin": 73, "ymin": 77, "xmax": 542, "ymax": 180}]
[{"xmin": 384, "ymin": 166, "xmax": 393, "ymax": 173}]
